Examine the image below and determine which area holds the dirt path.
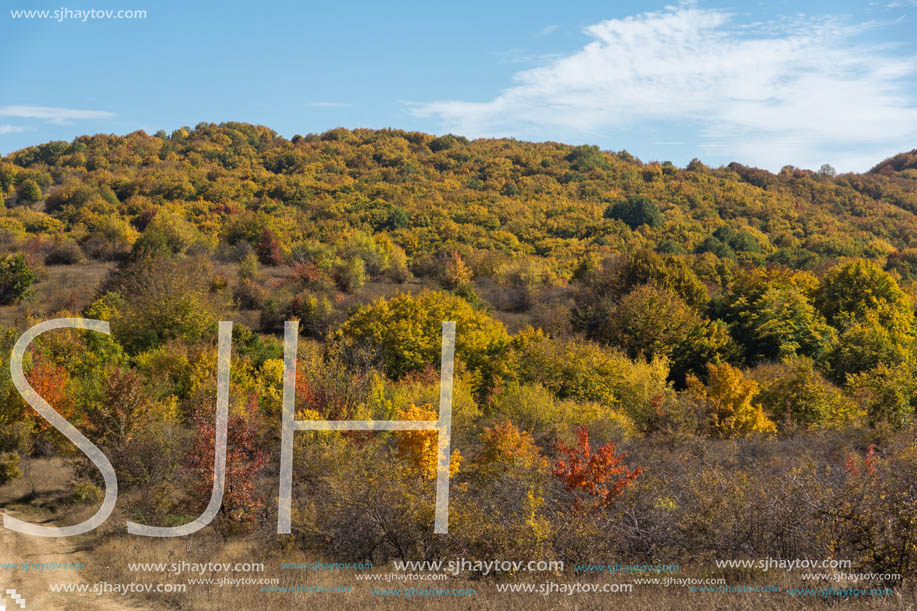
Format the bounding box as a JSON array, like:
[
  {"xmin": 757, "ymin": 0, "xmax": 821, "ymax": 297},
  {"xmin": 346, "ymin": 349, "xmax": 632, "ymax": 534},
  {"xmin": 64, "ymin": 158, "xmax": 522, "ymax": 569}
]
[
  {"xmin": 0, "ymin": 514, "xmax": 154, "ymax": 610},
  {"xmin": 0, "ymin": 460, "xmax": 162, "ymax": 611}
]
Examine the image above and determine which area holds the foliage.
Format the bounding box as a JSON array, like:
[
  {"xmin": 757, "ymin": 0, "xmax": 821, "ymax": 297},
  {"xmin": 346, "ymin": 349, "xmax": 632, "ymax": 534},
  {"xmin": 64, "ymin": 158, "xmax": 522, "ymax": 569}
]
[
  {"xmin": 23, "ymin": 353, "xmax": 74, "ymax": 433},
  {"xmin": 688, "ymin": 362, "xmax": 776, "ymax": 438},
  {"xmin": 16, "ymin": 178, "xmax": 42, "ymax": 204},
  {"xmin": 846, "ymin": 362, "xmax": 917, "ymax": 427},
  {"xmin": 394, "ymin": 403, "xmax": 461, "ymax": 480},
  {"xmin": 337, "ymin": 290, "xmax": 510, "ymax": 393},
  {"xmin": 0, "ymin": 253, "xmax": 36, "ymax": 305},
  {"xmin": 511, "ymin": 328, "xmax": 670, "ymax": 430},
  {"xmin": 476, "ymin": 421, "xmax": 546, "ymax": 474},
  {"xmin": 604, "ymin": 195, "xmax": 663, "ymax": 229},
  {"xmin": 751, "ymin": 357, "xmax": 862, "ymax": 429},
  {"xmin": 104, "ymin": 256, "xmax": 228, "ymax": 354},
  {"xmin": 8, "ymin": 124, "xmax": 917, "ymax": 575},
  {"xmin": 0, "ymin": 451, "xmax": 21, "ymax": 485},
  {"xmin": 552, "ymin": 426, "xmax": 641, "ymax": 512},
  {"xmin": 490, "ymin": 381, "xmax": 637, "ymax": 443},
  {"xmin": 600, "ymin": 285, "xmax": 734, "ymax": 383},
  {"xmin": 814, "ymin": 260, "xmax": 913, "ymax": 332},
  {"xmin": 185, "ymin": 393, "xmax": 268, "ymax": 524},
  {"xmin": 717, "ymin": 269, "xmax": 835, "ymax": 365}
]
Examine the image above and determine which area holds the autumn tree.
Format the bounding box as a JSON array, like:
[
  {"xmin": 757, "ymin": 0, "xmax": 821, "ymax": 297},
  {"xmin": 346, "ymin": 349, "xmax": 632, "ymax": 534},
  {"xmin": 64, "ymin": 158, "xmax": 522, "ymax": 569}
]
[
  {"xmin": 84, "ymin": 366, "xmax": 153, "ymax": 450},
  {"xmin": 476, "ymin": 421, "xmax": 546, "ymax": 475},
  {"xmin": 16, "ymin": 178, "xmax": 42, "ymax": 204},
  {"xmin": 717, "ymin": 270, "xmax": 835, "ymax": 365},
  {"xmin": 600, "ymin": 285, "xmax": 734, "ymax": 383},
  {"xmin": 688, "ymin": 362, "xmax": 776, "ymax": 438},
  {"xmin": 23, "ymin": 353, "xmax": 73, "ymax": 433},
  {"xmin": 186, "ymin": 393, "xmax": 268, "ymax": 524},
  {"xmin": 336, "ymin": 290, "xmax": 511, "ymax": 393},
  {"xmin": 751, "ymin": 357, "xmax": 861, "ymax": 429},
  {"xmin": 256, "ymin": 228, "xmax": 284, "ymax": 266},
  {"xmin": 102, "ymin": 256, "xmax": 228, "ymax": 354},
  {"xmin": 394, "ymin": 403, "xmax": 461, "ymax": 480},
  {"xmin": 814, "ymin": 260, "xmax": 912, "ymax": 332},
  {"xmin": 553, "ymin": 426, "xmax": 641, "ymax": 512}
]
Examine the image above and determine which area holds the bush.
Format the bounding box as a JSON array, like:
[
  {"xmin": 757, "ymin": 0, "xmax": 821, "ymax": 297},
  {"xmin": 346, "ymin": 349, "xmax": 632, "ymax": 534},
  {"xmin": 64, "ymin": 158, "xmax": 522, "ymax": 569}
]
[
  {"xmin": 0, "ymin": 253, "xmax": 36, "ymax": 304},
  {"xmin": 44, "ymin": 239, "xmax": 84, "ymax": 265},
  {"xmin": 128, "ymin": 209, "xmax": 203, "ymax": 260},
  {"xmin": 70, "ymin": 478, "xmax": 104, "ymax": 504},
  {"xmin": 0, "ymin": 451, "xmax": 22, "ymax": 485},
  {"xmin": 337, "ymin": 290, "xmax": 511, "ymax": 390},
  {"xmin": 846, "ymin": 362, "xmax": 917, "ymax": 427},
  {"xmin": 234, "ymin": 277, "xmax": 267, "ymax": 309},
  {"xmin": 332, "ymin": 256, "xmax": 366, "ymax": 292},
  {"xmin": 553, "ymin": 427, "xmax": 641, "ymax": 512},
  {"xmin": 512, "ymin": 328, "xmax": 670, "ymax": 431},
  {"xmin": 256, "ymin": 228, "xmax": 284, "ymax": 265},
  {"xmin": 0, "ymin": 421, "xmax": 34, "ymax": 455},
  {"xmin": 439, "ymin": 251, "xmax": 473, "ymax": 290},
  {"xmin": 490, "ymin": 381, "xmax": 636, "ymax": 444}
]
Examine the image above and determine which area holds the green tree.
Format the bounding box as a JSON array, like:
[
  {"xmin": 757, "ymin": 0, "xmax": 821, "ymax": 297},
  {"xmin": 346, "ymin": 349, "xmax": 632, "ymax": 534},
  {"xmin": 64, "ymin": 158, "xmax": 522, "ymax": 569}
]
[
  {"xmin": 751, "ymin": 357, "xmax": 861, "ymax": 429},
  {"xmin": 846, "ymin": 362, "xmax": 917, "ymax": 427},
  {"xmin": 718, "ymin": 271, "xmax": 835, "ymax": 364},
  {"xmin": 814, "ymin": 260, "xmax": 912, "ymax": 332},
  {"xmin": 381, "ymin": 206, "xmax": 410, "ymax": 230},
  {"xmin": 16, "ymin": 178, "xmax": 41, "ymax": 204},
  {"xmin": 103, "ymin": 256, "xmax": 228, "ymax": 354},
  {"xmin": 585, "ymin": 282, "xmax": 734, "ymax": 385},
  {"xmin": 511, "ymin": 327, "xmax": 670, "ymax": 430},
  {"xmin": 0, "ymin": 254, "xmax": 36, "ymax": 305},
  {"xmin": 823, "ymin": 311, "xmax": 913, "ymax": 383},
  {"xmin": 574, "ymin": 250, "xmax": 709, "ymax": 343},
  {"xmin": 601, "ymin": 286, "xmax": 714, "ymax": 371},
  {"xmin": 604, "ymin": 195, "xmax": 663, "ymax": 230},
  {"xmin": 336, "ymin": 290, "xmax": 511, "ymax": 392},
  {"xmin": 847, "ymin": 363, "xmax": 917, "ymax": 427}
]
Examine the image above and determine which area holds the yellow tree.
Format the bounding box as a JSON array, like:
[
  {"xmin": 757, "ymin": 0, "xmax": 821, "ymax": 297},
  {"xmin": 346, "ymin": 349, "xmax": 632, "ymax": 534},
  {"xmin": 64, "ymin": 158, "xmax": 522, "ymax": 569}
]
[
  {"xmin": 395, "ymin": 403, "xmax": 461, "ymax": 480},
  {"xmin": 689, "ymin": 362, "xmax": 776, "ymax": 438}
]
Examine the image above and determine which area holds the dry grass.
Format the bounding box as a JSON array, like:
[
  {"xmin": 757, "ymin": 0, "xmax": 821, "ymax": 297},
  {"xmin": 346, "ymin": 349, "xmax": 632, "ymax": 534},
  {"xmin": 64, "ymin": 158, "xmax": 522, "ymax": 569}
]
[
  {"xmin": 2, "ymin": 459, "xmax": 914, "ymax": 610},
  {"xmin": 85, "ymin": 529, "xmax": 916, "ymax": 610},
  {"xmin": 0, "ymin": 262, "xmax": 114, "ymax": 325},
  {"xmin": 0, "ymin": 456, "xmax": 75, "ymax": 513}
]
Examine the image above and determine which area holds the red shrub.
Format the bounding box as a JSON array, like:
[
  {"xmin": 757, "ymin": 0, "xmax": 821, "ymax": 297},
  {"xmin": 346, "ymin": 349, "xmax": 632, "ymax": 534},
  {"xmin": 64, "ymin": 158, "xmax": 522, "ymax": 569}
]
[
  {"xmin": 552, "ymin": 426, "xmax": 641, "ymax": 512},
  {"xmin": 186, "ymin": 394, "xmax": 269, "ymax": 522}
]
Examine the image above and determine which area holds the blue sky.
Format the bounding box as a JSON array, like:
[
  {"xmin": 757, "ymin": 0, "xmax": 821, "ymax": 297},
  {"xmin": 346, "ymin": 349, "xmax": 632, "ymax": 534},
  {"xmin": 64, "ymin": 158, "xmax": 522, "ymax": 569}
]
[{"xmin": 1, "ymin": 0, "xmax": 915, "ymax": 171}]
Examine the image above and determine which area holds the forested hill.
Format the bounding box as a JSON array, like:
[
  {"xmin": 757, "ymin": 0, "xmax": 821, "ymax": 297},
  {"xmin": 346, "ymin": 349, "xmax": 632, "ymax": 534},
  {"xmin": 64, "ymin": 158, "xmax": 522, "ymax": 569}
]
[
  {"xmin": 2, "ymin": 122, "xmax": 917, "ymax": 282},
  {"xmin": 11, "ymin": 126, "xmax": 917, "ymax": 588},
  {"xmin": 4, "ymin": 119, "xmax": 917, "ymax": 440}
]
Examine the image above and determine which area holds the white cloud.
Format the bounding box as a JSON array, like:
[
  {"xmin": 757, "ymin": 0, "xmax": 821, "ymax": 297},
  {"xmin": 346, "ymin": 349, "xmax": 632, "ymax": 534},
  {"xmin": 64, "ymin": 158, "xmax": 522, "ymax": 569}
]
[
  {"xmin": 411, "ymin": 5, "xmax": 917, "ymax": 171},
  {"xmin": 537, "ymin": 24, "xmax": 560, "ymax": 36},
  {"xmin": 0, "ymin": 105, "xmax": 115, "ymax": 124},
  {"xmin": 0, "ymin": 124, "xmax": 26, "ymax": 135}
]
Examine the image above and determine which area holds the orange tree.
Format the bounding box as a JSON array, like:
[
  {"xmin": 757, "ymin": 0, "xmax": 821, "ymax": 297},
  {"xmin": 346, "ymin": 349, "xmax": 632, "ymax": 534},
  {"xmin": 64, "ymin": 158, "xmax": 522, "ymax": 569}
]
[{"xmin": 552, "ymin": 426, "xmax": 641, "ymax": 513}]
